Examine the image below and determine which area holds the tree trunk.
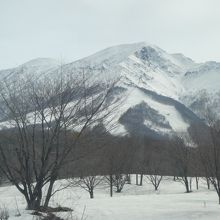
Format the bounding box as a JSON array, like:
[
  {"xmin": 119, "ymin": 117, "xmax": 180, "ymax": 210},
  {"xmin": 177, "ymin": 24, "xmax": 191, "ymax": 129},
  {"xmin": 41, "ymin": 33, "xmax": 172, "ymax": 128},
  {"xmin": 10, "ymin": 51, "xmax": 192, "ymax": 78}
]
[
  {"xmin": 207, "ymin": 178, "xmax": 210, "ymax": 190},
  {"xmin": 110, "ymin": 174, "xmax": 113, "ymax": 197},
  {"xmin": 126, "ymin": 174, "xmax": 131, "ymax": 184},
  {"xmin": 139, "ymin": 174, "xmax": 143, "ymax": 186},
  {"xmin": 195, "ymin": 177, "xmax": 199, "ymax": 190},
  {"xmin": 27, "ymin": 200, "xmax": 40, "ymax": 210},
  {"xmin": 189, "ymin": 178, "xmax": 192, "ymax": 191},
  {"xmin": 26, "ymin": 195, "xmax": 42, "ymax": 210},
  {"xmin": 116, "ymin": 187, "xmax": 122, "ymax": 193},
  {"xmin": 25, "ymin": 188, "xmax": 42, "ymax": 210},
  {"xmin": 89, "ymin": 190, "xmax": 94, "ymax": 199},
  {"xmin": 43, "ymin": 177, "xmax": 56, "ymax": 208},
  {"xmin": 184, "ymin": 177, "xmax": 190, "ymax": 193},
  {"xmin": 136, "ymin": 174, "xmax": 138, "ymax": 185}
]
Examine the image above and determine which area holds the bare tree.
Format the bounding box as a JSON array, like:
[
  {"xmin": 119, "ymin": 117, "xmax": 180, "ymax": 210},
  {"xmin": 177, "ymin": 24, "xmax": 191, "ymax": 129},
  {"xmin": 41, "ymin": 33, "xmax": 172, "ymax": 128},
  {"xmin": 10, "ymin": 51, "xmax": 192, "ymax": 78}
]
[
  {"xmin": 105, "ymin": 174, "xmax": 127, "ymax": 194},
  {"xmin": 196, "ymin": 122, "xmax": 220, "ymax": 202},
  {"xmin": 145, "ymin": 150, "xmax": 163, "ymax": 191},
  {"xmin": 204, "ymin": 177, "xmax": 210, "ymax": 190},
  {"xmin": 103, "ymin": 136, "xmax": 135, "ymax": 196},
  {"xmin": 146, "ymin": 175, "xmax": 163, "ymax": 191},
  {"xmin": 113, "ymin": 174, "xmax": 127, "ymax": 193},
  {"xmin": 70, "ymin": 176, "xmax": 103, "ymax": 199},
  {"xmin": 104, "ymin": 174, "xmax": 114, "ymax": 197},
  {"xmin": 205, "ymin": 121, "xmax": 220, "ymax": 203},
  {"xmin": 190, "ymin": 102, "xmax": 220, "ymax": 203},
  {"xmin": 170, "ymin": 136, "xmax": 194, "ymax": 193},
  {"xmin": 133, "ymin": 137, "xmax": 149, "ymax": 186},
  {"xmin": 0, "ymin": 72, "xmax": 118, "ymax": 210}
]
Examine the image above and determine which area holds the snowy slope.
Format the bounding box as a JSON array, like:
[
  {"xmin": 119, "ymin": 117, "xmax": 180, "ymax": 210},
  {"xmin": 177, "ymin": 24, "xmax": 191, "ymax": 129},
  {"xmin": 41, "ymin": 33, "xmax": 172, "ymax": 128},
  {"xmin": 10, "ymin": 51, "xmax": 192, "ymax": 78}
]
[
  {"xmin": 182, "ymin": 61, "xmax": 220, "ymax": 94},
  {"xmin": 107, "ymin": 87, "xmax": 197, "ymax": 137},
  {"xmin": 0, "ymin": 58, "xmax": 59, "ymax": 81},
  {"xmin": 0, "ymin": 42, "xmax": 219, "ymax": 137},
  {"xmin": 59, "ymin": 43, "xmax": 190, "ymax": 99}
]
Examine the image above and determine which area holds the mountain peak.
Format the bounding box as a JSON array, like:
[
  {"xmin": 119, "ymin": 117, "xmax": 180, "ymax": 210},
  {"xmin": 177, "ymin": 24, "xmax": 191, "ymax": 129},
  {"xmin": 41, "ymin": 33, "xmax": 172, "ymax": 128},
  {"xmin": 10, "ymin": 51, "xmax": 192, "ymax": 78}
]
[{"xmin": 0, "ymin": 42, "xmax": 219, "ymax": 138}]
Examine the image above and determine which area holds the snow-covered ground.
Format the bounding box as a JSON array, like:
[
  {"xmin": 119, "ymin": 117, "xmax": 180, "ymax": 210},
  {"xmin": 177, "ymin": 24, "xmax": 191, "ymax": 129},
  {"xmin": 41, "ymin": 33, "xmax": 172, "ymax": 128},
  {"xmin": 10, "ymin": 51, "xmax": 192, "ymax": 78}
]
[{"xmin": 1, "ymin": 176, "xmax": 220, "ymax": 220}]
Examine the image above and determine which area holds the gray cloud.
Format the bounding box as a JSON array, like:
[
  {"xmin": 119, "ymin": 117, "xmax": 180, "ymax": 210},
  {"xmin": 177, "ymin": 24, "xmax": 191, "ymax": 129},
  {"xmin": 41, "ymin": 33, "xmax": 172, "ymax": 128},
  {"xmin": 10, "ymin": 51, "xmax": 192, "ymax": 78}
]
[{"xmin": 0, "ymin": 0, "xmax": 220, "ymax": 69}]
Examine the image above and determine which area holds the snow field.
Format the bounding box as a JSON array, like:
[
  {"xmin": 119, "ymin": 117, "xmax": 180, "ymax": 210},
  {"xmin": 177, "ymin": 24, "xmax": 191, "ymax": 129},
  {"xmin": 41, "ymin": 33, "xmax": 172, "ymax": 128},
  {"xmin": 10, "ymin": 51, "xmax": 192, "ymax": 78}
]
[{"xmin": 0, "ymin": 176, "xmax": 220, "ymax": 220}]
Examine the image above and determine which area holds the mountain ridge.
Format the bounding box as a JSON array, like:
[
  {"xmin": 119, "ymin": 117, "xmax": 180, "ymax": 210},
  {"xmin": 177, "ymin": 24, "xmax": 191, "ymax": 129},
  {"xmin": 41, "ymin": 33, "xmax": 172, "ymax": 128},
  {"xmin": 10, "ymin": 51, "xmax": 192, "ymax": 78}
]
[{"xmin": 0, "ymin": 42, "xmax": 219, "ymax": 138}]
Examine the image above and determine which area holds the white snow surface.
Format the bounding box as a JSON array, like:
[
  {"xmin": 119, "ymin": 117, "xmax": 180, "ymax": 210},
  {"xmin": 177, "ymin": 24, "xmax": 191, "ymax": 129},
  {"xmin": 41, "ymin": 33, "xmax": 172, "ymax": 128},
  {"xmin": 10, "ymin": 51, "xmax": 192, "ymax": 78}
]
[
  {"xmin": 1, "ymin": 176, "xmax": 220, "ymax": 220},
  {"xmin": 0, "ymin": 58, "xmax": 59, "ymax": 81},
  {"xmin": 1, "ymin": 42, "xmax": 219, "ymax": 98}
]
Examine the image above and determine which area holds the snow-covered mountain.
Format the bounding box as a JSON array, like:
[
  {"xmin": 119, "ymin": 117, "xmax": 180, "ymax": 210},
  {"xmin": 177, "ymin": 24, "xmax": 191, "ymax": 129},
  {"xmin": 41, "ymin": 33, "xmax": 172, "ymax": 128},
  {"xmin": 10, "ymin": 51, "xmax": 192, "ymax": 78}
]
[
  {"xmin": 0, "ymin": 58, "xmax": 59, "ymax": 81},
  {"xmin": 0, "ymin": 42, "xmax": 219, "ymax": 138}
]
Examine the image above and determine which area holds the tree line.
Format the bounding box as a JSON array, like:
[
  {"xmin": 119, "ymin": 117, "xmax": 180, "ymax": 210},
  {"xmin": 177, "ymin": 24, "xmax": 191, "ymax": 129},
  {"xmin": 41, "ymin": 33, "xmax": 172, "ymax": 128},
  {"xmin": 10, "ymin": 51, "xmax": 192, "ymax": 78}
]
[{"xmin": 0, "ymin": 73, "xmax": 219, "ymax": 210}]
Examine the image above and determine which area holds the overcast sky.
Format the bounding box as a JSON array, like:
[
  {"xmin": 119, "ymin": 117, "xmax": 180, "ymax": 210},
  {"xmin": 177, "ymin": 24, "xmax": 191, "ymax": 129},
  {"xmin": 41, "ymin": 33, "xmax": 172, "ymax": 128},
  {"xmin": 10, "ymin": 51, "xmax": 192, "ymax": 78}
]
[{"xmin": 0, "ymin": 0, "xmax": 220, "ymax": 69}]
